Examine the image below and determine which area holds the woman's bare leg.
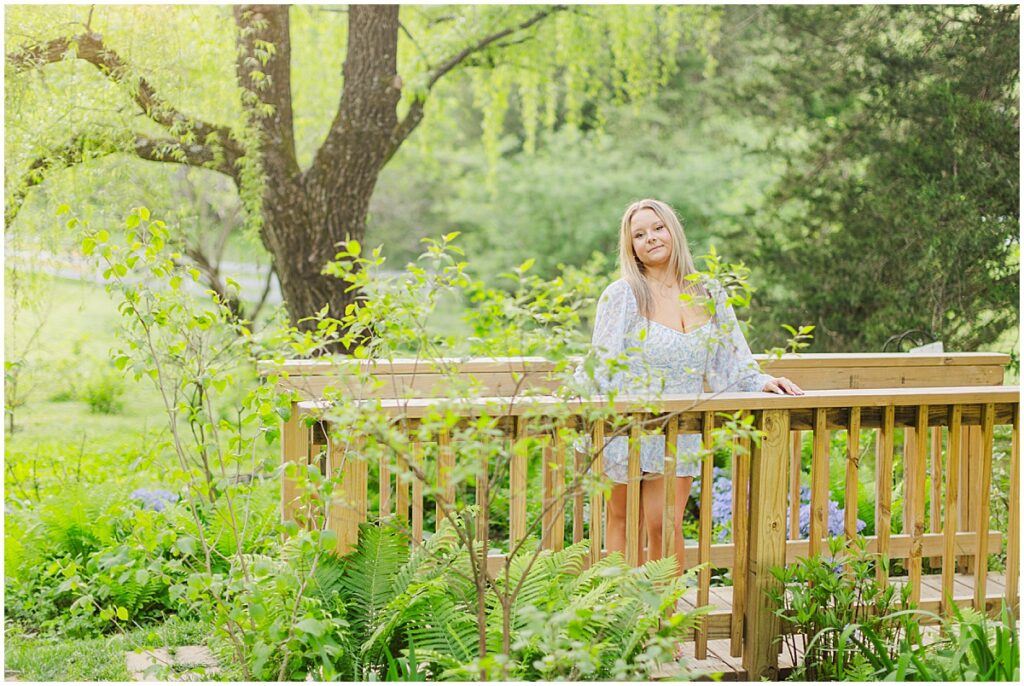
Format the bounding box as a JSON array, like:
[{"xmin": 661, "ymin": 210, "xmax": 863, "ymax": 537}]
[
  {"xmin": 606, "ymin": 483, "xmax": 627, "ymax": 556},
  {"xmin": 641, "ymin": 475, "xmax": 693, "ymax": 573}
]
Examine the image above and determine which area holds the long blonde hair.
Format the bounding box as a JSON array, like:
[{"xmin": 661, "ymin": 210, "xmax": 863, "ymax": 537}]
[{"xmin": 618, "ymin": 198, "xmax": 701, "ymax": 317}]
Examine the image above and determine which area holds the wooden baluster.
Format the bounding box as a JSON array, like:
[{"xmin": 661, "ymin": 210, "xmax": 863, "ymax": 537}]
[
  {"xmin": 1007, "ymin": 403, "xmax": 1019, "ymax": 616},
  {"xmin": 335, "ymin": 433, "xmax": 368, "ymax": 555},
  {"xmin": 541, "ymin": 429, "xmax": 566, "ymax": 552},
  {"xmin": 973, "ymin": 404, "xmax": 995, "ymax": 612},
  {"xmin": 589, "ymin": 420, "xmax": 606, "ymax": 567},
  {"xmin": 929, "ymin": 426, "xmax": 943, "ymax": 568},
  {"xmin": 809, "ymin": 409, "xmax": 829, "ymax": 558},
  {"xmin": 696, "ymin": 411, "xmax": 714, "ymax": 660},
  {"xmin": 573, "ymin": 446, "xmax": 586, "ymax": 545},
  {"xmin": 437, "ymin": 427, "xmax": 455, "ymax": 529},
  {"xmin": 281, "ymin": 404, "xmax": 310, "ymax": 529},
  {"xmin": 395, "ymin": 450, "xmax": 410, "ymax": 525},
  {"xmin": 551, "ymin": 425, "xmax": 566, "ymax": 552},
  {"xmin": 909, "ymin": 405, "xmax": 928, "ymax": 605},
  {"xmin": 743, "ymin": 409, "xmax": 789, "ymax": 680},
  {"xmin": 541, "ymin": 435, "xmax": 555, "ymax": 551},
  {"xmin": 661, "ymin": 416, "xmax": 679, "ymax": 562},
  {"xmin": 379, "ymin": 449, "xmax": 391, "ymax": 520},
  {"xmin": 789, "ymin": 430, "xmax": 802, "ymax": 540},
  {"xmin": 510, "ymin": 417, "xmax": 529, "ymax": 549},
  {"xmin": 411, "ymin": 441, "xmax": 424, "ymax": 547},
  {"xmin": 730, "ymin": 433, "xmax": 751, "ymax": 658},
  {"xmin": 844, "ymin": 408, "xmax": 861, "ymax": 543},
  {"xmin": 875, "ymin": 406, "xmax": 895, "ymax": 587},
  {"xmin": 476, "ymin": 437, "xmax": 489, "ymax": 548},
  {"xmin": 941, "ymin": 405, "xmax": 962, "ymax": 617},
  {"xmin": 904, "ymin": 426, "xmax": 917, "ymax": 543},
  {"xmin": 625, "ymin": 417, "xmax": 642, "ymax": 568},
  {"xmin": 958, "ymin": 426, "xmax": 978, "ymax": 572}
]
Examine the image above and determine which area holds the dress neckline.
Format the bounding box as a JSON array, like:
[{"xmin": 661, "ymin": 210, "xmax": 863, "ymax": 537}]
[{"xmin": 641, "ymin": 315, "xmax": 712, "ymax": 337}]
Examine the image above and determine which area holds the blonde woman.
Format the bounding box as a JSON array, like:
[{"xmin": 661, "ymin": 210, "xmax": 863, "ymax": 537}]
[{"xmin": 575, "ymin": 198, "xmax": 803, "ymax": 569}]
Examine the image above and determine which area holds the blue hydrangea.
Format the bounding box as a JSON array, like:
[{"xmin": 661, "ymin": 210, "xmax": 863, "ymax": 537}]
[
  {"xmin": 691, "ymin": 468, "xmax": 866, "ymax": 542},
  {"xmin": 130, "ymin": 488, "xmax": 178, "ymax": 512}
]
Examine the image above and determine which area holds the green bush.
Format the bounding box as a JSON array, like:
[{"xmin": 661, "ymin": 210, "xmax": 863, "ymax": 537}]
[
  {"xmin": 770, "ymin": 536, "xmax": 918, "ymax": 681},
  {"xmin": 875, "ymin": 605, "xmax": 1019, "ymax": 681},
  {"xmin": 82, "ymin": 369, "xmax": 125, "ymax": 415}
]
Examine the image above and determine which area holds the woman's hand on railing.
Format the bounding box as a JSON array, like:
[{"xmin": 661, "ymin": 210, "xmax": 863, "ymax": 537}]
[{"xmin": 762, "ymin": 376, "xmax": 805, "ymax": 395}]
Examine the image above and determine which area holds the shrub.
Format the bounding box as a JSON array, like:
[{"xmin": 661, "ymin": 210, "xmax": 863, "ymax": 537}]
[
  {"xmin": 770, "ymin": 535, "xmax": 918, "ymax": 681},
  {"xmin": 82, "ymin": 369, "xmax": 125, "ymax": 415}
]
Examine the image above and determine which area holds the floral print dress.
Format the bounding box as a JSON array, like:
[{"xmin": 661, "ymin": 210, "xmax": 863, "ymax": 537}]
[{"xmin": 574, "ymin": 278, "xmax": 772, "ymax": 483}]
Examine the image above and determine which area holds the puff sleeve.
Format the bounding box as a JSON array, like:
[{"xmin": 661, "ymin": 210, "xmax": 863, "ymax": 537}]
[
  {"xmin": 573, "ymin": 280, "xmax": 634, "ymax": 394},
  {"xmin": 706, "ymin": 282, "xmax": 773, "ymax": 394}
]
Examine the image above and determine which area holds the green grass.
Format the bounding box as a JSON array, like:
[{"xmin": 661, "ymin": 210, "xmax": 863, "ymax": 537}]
[{"xmin": 4, "ymin": 617, "xmax": 211, "ymax": 681}]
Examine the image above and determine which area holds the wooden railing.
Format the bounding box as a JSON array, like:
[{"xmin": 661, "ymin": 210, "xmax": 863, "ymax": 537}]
[{"xmin": 263, "ymin": 354, "xmax": 1018, "ymax": 679}]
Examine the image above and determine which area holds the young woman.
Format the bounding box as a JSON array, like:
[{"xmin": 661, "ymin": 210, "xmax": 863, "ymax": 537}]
[{"xmin": 575, "ymin": 198, "xmax": 803, "ymax": 568}]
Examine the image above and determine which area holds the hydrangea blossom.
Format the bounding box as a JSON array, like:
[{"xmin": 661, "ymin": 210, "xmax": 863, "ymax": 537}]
[
  {"xmin": 691, "ymin": 469, "xmax": 866, "ymax": 542},
  {"xmin": 130, "ymin": 488, "xmax": 178, "ymax": 512}
]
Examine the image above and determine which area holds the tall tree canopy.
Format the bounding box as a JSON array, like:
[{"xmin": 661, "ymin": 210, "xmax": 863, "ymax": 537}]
[
  {"xmin": 6, "ymin": 4, "xmax": 720, "ymax": 337},
  {"xmin": 733, "ymin": 5, "xmax": 1019, "ymax": 352}
]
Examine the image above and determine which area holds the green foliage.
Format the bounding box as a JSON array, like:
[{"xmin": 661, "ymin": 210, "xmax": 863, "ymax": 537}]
[
  {"xmin": 738, "ymin": 5, "xmax": 1019, "ymax": 352},
  {"xmin": 770, "ymin": 536, "xmax": 918, "ymax": 681},
  {"xmin": 82, "ymin": 365, "xmax": 126, "ymax": 414},
  {"xmin": 881, "ymin": 605, "xmax": 1020, "ymax": 682}
]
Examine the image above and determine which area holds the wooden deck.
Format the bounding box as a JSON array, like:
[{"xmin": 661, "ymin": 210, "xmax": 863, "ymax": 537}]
[{"xmin": 663, "ymin": 572, "xmax": 1009, "ymax": 680}]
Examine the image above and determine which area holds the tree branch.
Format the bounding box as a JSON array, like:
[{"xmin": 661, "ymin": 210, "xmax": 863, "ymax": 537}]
[
  {"xmin": 7, "ymin": 32, "xmax": 243, "ymax": 167},
  {"xmin": 384, "ymin": 5, "xmax": 568, "ymax": 163},
  {"xmin": 5, "ymin": 131, "xmax": 230, "ymax": 226}
]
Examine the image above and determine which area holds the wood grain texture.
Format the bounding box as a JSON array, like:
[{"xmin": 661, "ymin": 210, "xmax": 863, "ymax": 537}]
[
  {"xmin": 697, "ymin": 411, "xmax": 714, "ymax": 660},
  {"xmin": 790, "ymin": 431, "xmax": 802, "ymax": 541},
  {"xmin": 810, "ymin": 409, "xmax": 829, "ymax": 557},
  {"xmin": 845, "ymin": 408, "xmax": 861, "ymax": 542},
  {"xmin": 743, "ymin": 409, "xmax": 789, "ymax": 679},
  {"xmin": 1007, "ymin": 404, "xmax": 1019, "ymax": 614},
  {"xmin": 929, "ymin": 426, "xmax": 943, "ymax": 567},
  {"xmin": 411, "ymin": 441, "xmax": 424, "ymax": 546},
  {"xmin": 876, "ymin": 406, "xmax": 895, "ymax": 587},
  {"xmin": 589, "ymin": 420, "xmax": 606, "ymax": 567},
  {"xmin": 625, "ymin": 417, "xmax": 642, "ymax": 568},
  {"xmin": 379, "ymin": 451, "xmax": 391, "ymax": 519},
  {"xmin": 395, "ymin": 451, "xmax": 409, "ymax": 524},
  {"xmin": 662, "ymin": 417, "xmax": 679, "ymax": 561},
  {"xmin": 903, "ymin": 427, "xmax": 917, "ymax": 543},
  {"xmin": 973, "ymin": 404, "xmax": 995, "ymax": 610},
  {"xmin": 335, "ymin": 439, "xmax": 368, "ymax": 555},
  {"xmin": 942, "ymin": 406, "xmax": 962, "ymax": 616},
  {"xmin": 281, "ymin": 403, "xmax": 309, "ymax": 528},
  {"xmin": 909, "ymin": 406, "xmax": 928, "ymax": 605},
  {"xmin": 437, "ymin": 428, "xmax": 455, "ymax": 529},
  {"xmin": 551, "ymin": 426, "xmax": 566, "ymax": 552},
  {"xmin": 730, "ymin": 434, "xmax": 751, "ymax": 658},
  {"xmin": 510, "ymin": 418, "xmax": 528, "ymax": 547},
  {"xmin": 573, "ymin": 446, "xmax": 585, "ymax": 546}
]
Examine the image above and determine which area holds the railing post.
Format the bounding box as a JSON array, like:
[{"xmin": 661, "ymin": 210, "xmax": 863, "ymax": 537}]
[{"xmin": 743, "ymin": 409, "xmax": 789, "ymax": 680}]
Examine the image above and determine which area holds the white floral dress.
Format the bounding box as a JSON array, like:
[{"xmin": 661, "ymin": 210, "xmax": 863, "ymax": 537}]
[{"xmin": 574, "ymin": 278, "xmax": 772, "ymax": 483}]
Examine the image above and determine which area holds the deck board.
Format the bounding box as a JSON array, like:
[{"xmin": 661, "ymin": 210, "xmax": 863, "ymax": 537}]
[{"xmin": 665, "ymin": 572, "xmax": 1008, "ymax": 680}]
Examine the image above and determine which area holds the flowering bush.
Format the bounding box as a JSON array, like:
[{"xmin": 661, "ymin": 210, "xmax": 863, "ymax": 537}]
[
  {"xmin": 691, "ymin": 469, "xmax": 866, "ymax": 542},
  {"xmin": 130, "ymin": 488, "xmax": 178, "ymax": 512}
]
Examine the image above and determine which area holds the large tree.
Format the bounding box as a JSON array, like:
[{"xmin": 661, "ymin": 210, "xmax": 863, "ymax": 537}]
[
  {"xmin": 730, "ymin": 5, "xmax": 1019, "ymax": 353},
  {"xmin": 6, "ymin": 5, "xmax": 715, "ymax": 339}
]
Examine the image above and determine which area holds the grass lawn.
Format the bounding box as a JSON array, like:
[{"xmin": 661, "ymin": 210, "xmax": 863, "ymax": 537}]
[{"xmin": 3, "ymin": 617, "xmax": 229, "ymax": 681}]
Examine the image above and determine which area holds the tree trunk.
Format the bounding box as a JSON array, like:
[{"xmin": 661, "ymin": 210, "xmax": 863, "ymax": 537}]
[{"xmin": 234, "ymin": 5, "xmax": 400, "ymax": 347}]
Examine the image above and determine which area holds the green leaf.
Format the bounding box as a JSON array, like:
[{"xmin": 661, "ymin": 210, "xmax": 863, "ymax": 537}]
[
  {"xmin": 116, "ymin": 606, "xmax": 129, "ymax": 621},
  {"xmin": 295, "ymin": 618, "xmax": 326, "ymax": 637},
  {"xmin": 139, "ymin": 207, "xmax": 150, "ymax": 221},
  {"xmin": 56, "ymin": 203, "xmax": 70, "ymax": 215}
]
